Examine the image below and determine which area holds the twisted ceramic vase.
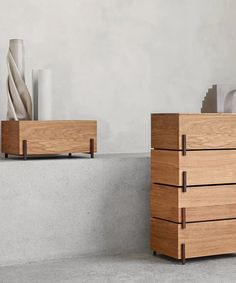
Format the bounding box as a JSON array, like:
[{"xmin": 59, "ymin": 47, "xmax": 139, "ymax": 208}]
[{"xmin": 6, "ymin": 39, "xmax": 32, "ymax": 120}]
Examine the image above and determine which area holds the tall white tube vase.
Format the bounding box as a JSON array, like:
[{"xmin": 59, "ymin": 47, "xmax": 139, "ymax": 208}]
[
  {"xmin": 32, "ymin": 69, "xmax": 39, "ymax": 120},
  {"xmin": 7, "ymin": 39, "xmax": 32, "ymax": 120},
  {"xmin": 32, "ymin": 69, "xmax": 52, "ymax": 120}
]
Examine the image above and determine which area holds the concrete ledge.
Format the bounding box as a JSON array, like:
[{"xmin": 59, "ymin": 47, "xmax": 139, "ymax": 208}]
[{"xmin": 0, "ymin": 153, "xmax": 150, "ymax": 266}]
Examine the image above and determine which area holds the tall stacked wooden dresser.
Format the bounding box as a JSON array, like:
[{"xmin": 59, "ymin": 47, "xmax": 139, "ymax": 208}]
[{"xmin": 151, "ymin": 113, "xmax": 236, "ymax": 264}]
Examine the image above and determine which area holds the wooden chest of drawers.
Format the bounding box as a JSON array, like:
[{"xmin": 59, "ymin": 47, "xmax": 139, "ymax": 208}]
[{"xmin": 151, "ymin": 113, "xmax": 236, "ymax": 264}]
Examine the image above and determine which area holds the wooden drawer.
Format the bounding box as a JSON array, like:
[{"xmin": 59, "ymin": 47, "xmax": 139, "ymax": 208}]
[
  {"xmin": 151, "ymin": 184, "xmax": 236, "ymax": 222},
  {"xmin": 151, "ymin": 149, "xmax": 236, "ymax": 186},
  {"xmin": 151, "ymin": 218, "xmax": 236, "ymax": 259},
  {"xmin": 151, "ymin": 113, "xmax": 236, "ymax": 150},
  {"xmin": 1, "ymin": 120, "xmax": 97, "ymax": 156}
]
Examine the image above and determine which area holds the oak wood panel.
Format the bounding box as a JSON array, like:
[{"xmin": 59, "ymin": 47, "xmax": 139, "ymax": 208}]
[
  {"xmin": 151, "ymin": 218, "xmax": 236, "ymax": 259},
  {"xmin": 178, "ymin": 184, "xmax": 236, "ymax": 207},
  {"xmin": 19, "ymin": 120, "xmax": 96, "ymax": 140},
  {"xmin": 1, "ymin": 120, "xmax": 97, "ymax": 155},
  {"xmin": 151, "ymin": 114, "xmax": 179, "ymax": 149},
  {"xmin": 151, "ymin": 150, "xmax": 179, "ymax": 185},
  {"xmin": 150, "ymin": 218, "xmax": 178, "ymax": 259},
  {"xmin": 1, "ymin": 121, "xmax": 19, "ymax": 154},
  {"xmin": 180, "ymin": 219, "xmax": 236, "ymax": 258},
  {"xmin": 151, "ymin": 184, "xmax": 236, "ymax": 222},
  {"xmin": 151, "ymin": 184, "xmax": 178, "ymax": 221},
  {"xmin": 151, "ymin": 113, "xmax": 236, "ymax": 150},
  {"xmin": 152, "ymin": 149, "xmax": 236, "ymax": 186},
  {"xmin": 180, "ymin": 114, "xmax": 236, "ymax": 150},
  {"xmin": 185, "ymin": 204, "xmax": 236, "ymax": 222},
  {"xmin": 180, "ymin": 150, "xmax": 236, "ymax": 186},
  {"xmin": 25, "ymin": 140, "xmax": 93, "ymax": 155}
]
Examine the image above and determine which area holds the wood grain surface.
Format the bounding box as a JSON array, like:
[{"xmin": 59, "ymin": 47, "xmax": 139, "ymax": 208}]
[
  {"xmin": 151, "ymin": 184, "xmax": 236, "ymax": 222},
  {"xmin": 1, "ymin": 120, "xmax": 97, "ymax": 155},
  {"xmin": 151, "ymin": 113, "xmax": 236, "ymax": 150},
  {"xmin": 151, "ymin": 114, "xmax": 179, "ymax": 149},
  {"xmin": 151, "ymin": 218, "xmax": 236, "ymax": 259},
  {"xmin": 151, "ymin": 218, "xmax": 178, "ymax": 259},
  {"xmin": 151, "ymin": 113, "xmax": 236, "ymax": 261},
  {"xmin": 1, "ymin": 120, "xmax": 19, "ymax": 154},
  {"xmin": 151, "ymin": 149, "xmax": 236, "ymax": 186}
]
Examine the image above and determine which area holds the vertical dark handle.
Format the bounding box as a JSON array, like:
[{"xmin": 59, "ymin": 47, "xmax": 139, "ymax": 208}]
[
  {"xmin": 181, "ymin": 244, "xmax": 186, "ymax": 265},
  {"xmin": 181, "ymin": 208, "xmax": 186, "ymax": 229},
  {"xmin": 182, "ymin": 171, "xmax": 187, "ymax": 192},
  {"xmin": 182, "ymin": 135, "xmax": 186, "ymax": 156},
  {"xmin": 90, "ymin": 138, "xmax": 95, "ymax": 158},
  {"xmin": 23, "ymin": 140, "xmax": 27, "ymax": 160}
]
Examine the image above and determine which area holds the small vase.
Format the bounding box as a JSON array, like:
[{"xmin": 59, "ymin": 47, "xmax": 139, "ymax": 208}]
[{"xmin": 32, "ymin": 69, "xmax": 52, "ymax": 120}]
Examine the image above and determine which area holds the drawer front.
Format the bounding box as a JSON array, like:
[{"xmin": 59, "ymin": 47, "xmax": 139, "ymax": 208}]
[
  {"xmin": 19, "ymin": 120, "xmax": 97, "ymax": 141},
  {"xmin": 151, "ymin": 184, "xmax": 236, "ymax": 222},
  {"xmin": 151, "ymin": 113, "xmax": 236, "ymax": 150},
  {"xmin": 20, "ymin": 121, "xmax": 97, "ymax": 155},
  {"xmin": 23, "ymin": 140, "xmax": 95, "ymax": 155},
  {"xmin": 151, "ymin": 149, "xmax": 236, "ymax": 186},
  {"xmin": 151, "ymin": 218, "xmax": 236, "ymax": 259}
]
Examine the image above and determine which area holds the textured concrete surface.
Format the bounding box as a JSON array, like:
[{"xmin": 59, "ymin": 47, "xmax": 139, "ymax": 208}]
[
  {"xmin": 0, "ymin": 154, "xmax": 150, "ymax": 266},
  {"xmin": 0, "ymin": 252, "xmax": 236, "ymax": 283},
  {"xmin": 1, "ymin": 1, "xmax": 236, "ymax": 152}
]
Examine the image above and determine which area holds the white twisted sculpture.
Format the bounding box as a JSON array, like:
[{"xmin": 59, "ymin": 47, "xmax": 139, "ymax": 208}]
[{"xmin": 7, "ymin": 39, "xmax": 32, "ymax": 120}]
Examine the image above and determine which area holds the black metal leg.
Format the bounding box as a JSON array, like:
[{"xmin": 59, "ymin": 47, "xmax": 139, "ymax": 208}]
[
  {"xmin": 90, "ymin": 138, "xmax": 94, "ymax": 158},
  {"xmin": 181, "ymin": 244, "xmax": 186, "ymax": 265},
  {"xmin": 153, "ymin": 251, "xmax": 157, "ymax": 256},
  {"xmin": 69, "ymin": 153, "xmax": 72, "ymax": 158},
  {"xmin": 23, "ymin": 140, "xmax": 27, "ymax": 160},
  {"xmin": 5, "ymin": 153, "xmax": 8, "ymax": 159}
]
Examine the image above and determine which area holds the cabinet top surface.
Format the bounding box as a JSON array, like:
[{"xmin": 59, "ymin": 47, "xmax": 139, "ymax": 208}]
[
  {"xmin": 1, "ymin": 120, "xmax": 97, "ymax": 123},
  {"xmin": 151, "ymin": 113, "xmax": 236, "ymax": 116}
]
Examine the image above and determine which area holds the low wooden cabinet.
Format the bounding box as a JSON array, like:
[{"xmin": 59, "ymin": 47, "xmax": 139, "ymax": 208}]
[
  {"xmin": 1, "ymin": 120, "xmax": 97, "ymax": 159},
  {"xmin": 151, "ymin": 113, "xmax": 236, "ymax": 263}
]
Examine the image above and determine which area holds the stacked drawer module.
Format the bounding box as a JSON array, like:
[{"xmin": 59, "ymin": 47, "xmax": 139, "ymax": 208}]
[{"xmin": 151, "ymin": 113, "xmax": 236, "ymax": 264}]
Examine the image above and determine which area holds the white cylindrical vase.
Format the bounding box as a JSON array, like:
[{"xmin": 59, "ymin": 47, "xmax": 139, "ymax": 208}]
[
  {"xmin": 32, "ymin": 69, "xmax": 52, "ymax": 120},
  {"xmin": 32, "ymin": 69, "xmax": 39, "ymax": 120}
]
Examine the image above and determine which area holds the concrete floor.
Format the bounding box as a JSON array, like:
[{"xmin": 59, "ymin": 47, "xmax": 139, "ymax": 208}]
[{"xmin": 0, "ymin": 253, "xmax": 235, "ymax": 283}]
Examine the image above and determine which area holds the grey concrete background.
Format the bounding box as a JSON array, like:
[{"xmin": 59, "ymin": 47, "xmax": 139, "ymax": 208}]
[
  {"xmin": 0, "ymin": 154, "xmax": 150, "ymax": 266},
  {"xmin": 0, "ymin": 0, "xmax": 236, "ymax": 152}
]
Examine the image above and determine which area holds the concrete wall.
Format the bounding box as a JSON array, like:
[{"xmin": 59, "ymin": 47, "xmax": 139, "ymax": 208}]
[
  {"xmin": 0, "ymin": 0, "xmax": 236, "ymax": 152},
  {"xmin": 0, "ymin": 154, "xmax": 150, "ymax": 266}
]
